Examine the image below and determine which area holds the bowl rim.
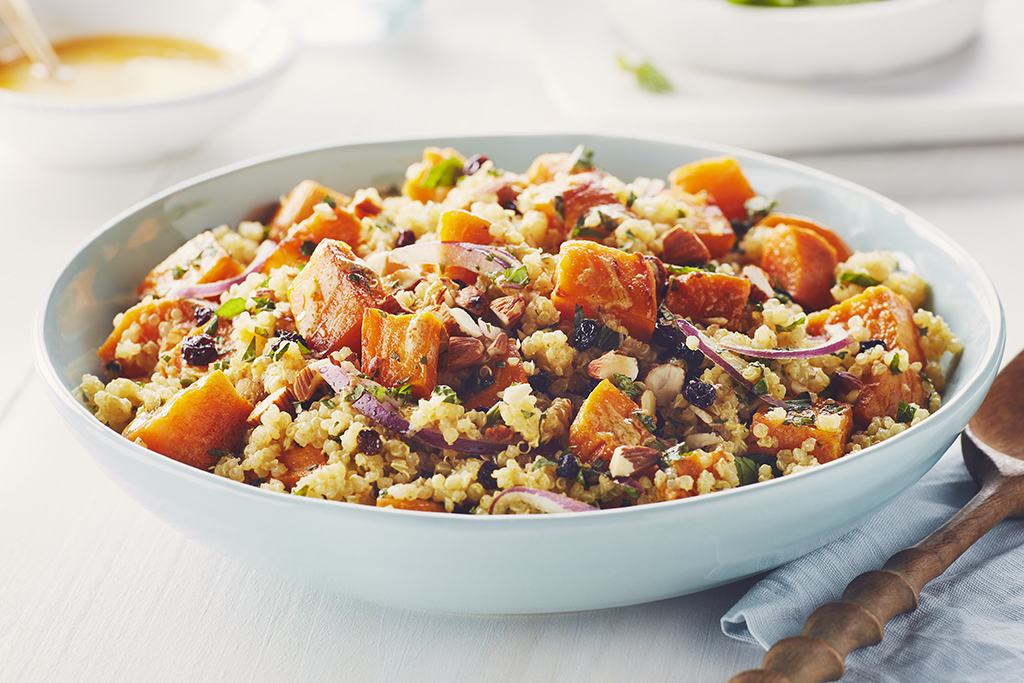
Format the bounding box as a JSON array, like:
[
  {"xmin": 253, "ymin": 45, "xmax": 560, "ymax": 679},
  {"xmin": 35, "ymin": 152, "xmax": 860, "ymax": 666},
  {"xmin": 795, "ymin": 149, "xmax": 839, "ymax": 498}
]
[
  {"xmin": 34, "ymin": 131, "xmax": 1007, "ymax": 525},
  {"xmin": 0, "ymin": 0, "xmax": 298, "ymax": 112},
  {"xmin": 653, "ymin": 0, "xmax": 981, "ymax": 19}
]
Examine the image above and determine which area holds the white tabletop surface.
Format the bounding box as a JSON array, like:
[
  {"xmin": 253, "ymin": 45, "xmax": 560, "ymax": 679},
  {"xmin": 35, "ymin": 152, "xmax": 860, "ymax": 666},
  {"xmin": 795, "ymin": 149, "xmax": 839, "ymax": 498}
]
[{"xmin": 3, "ymin": 2, "xmax": 1024, "ymax": 682}]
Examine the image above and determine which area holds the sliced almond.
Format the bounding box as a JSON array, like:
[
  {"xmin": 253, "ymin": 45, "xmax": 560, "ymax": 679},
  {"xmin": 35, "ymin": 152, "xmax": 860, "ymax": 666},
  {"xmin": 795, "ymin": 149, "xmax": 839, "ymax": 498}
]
[
  {"xmin": 443, "ymin": 304, "xmax": 483, "ymax": 337},
  {"xmin": 742, "ymin": 264, "xmax": 775, "ymax": 302},
  {"xmin": 487, "ymin": 332, "xmax": 509, "ymax": 359},
  {"xmin": 587, "ymin": 351, "xmax": 639, "ymax": 381},
  {"xmin": 455, "ymin": 285, "xmax": 488, "ymax": 317},
  {"xmin": 446, "ymin": 336, "xmax": 485, "ymax": 372},
  {"xmin": 661, "ymin": 226, "xmax": 711, "ymax": 266},
  {"xmin": 291, "ymin": 364, "xmax": 325, "ymax": 402},
  {"xmin": 609, "ymin": 445, "xmax": 661, "ymax": 477},
  {"xmin": 644, "ymin": 364, "xmax": 687, "ymax": 407},
  {"xmin": 379, "ymin": 294, "xmax": 411, "ymax": 315},
  {"xmin": 489, "ymin": 295, "xmax": 525, "ymax": 329},
  {"xmin": 247, "ymin": 386, "xmax": 292, "ymax": 425}
]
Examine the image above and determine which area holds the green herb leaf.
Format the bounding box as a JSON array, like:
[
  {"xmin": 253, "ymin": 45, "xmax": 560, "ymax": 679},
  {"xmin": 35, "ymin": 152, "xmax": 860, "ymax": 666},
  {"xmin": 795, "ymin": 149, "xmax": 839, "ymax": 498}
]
[
  {"xmin": 777, "ymin": 316, "xmax": 806, "ymax": 333},
  {"xmin": 502, "ymin": 264, "xmax": 530, "ymax": 286},
  {"xmin": 614, "ymin": 373, "xmax": 641, "ymax": 400},
  {"xmin": 735, "ymin": 456, "xmax": 760, "ymax": 486},
  {"xmin": 322, "ymin": 194, "xmax": 336, "ymax": 209},
  {"xmin": 241, "ymin": 337, "xmax": 258, "ymax": 363},
  {"xmin": 206, "ymin": 448, "xmax": 230, "ymax": 459},
  {"xmin": 422, "ymin": 157, "xmax": 464, "ymax": 189},
  {"xmin": 889, "ymin": 353, "xmax": 904, "ymax": 375},
  {"xmin": 839, "ymin": 271, "xmax": 882, "ymax": 288},
  {"xmin": 567, "ymin": 143, "xmax": 595, "ymax": 173},
  {"xmin": 626, "ymin": 190, "xmax": 637, "ymax": 208},
  {"xmin": 432, "ymin": 385, "xmax": 461, "ymax": 404},
  {"xmin": 533, "ymin": 457, "xmax": 559, "ymax": 471},
  {"xmin": 204, "ymin": 316, "xmax": 220, "ymax": 336},
  {"xmin": 320, "ymin": 398, "xmax": 337, "ymax": 409},
  {"xmin": 216, "ymin": 298, "xmax": 247, "ymax": 319},
  {"xmin": 661, "ymin": 442, "xmax": 689, "ymax": 465},
  {"xmin": 172, "ymin": 265, "xmax": 186, "ymax": 280},
  {"xmin": 896, "ymin": 401, "xmax": 916, "ymax": 423},
  {"xmin": 632, "ymin": 410, "xmax": 657, "ymax": 434},
  {"xmin": 293, "ymin": 484, "xmax": 310, "ymax": 496},
  {"xmin": 572, "ymin": 225, "xmax": 607, "ymax": 240},
  {"xmin": 616, "ymin": 55, "xmax": 672, "ymax": 94}
]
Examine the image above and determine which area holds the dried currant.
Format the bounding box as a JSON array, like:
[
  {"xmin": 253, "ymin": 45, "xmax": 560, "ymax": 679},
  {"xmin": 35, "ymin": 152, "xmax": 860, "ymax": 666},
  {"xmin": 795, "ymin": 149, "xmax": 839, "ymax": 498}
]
[
  {"xmin": 555, "ymin": 452, "xmax": 581, "ymax": 480},
  {"xmin": 684, "ymin": 378, "xmax": 716, "ymax": 409},
  {"xmin": 477, "ymin": 460, "xmax": 499, "ymax": 489},
  {"xmin": 572, "ymin": 319, "xmax": 599, "ymax": 350},
  {"xmin": 181, "ymin": 334, "xmax": 219, "ymax": 366},
  {"xmin": 357, "ymin": 428, "xmax": 383, "ymax": 456},
  {"xmin": 395, "ymin": 229, "xmax": 416, "ymax": 248}
]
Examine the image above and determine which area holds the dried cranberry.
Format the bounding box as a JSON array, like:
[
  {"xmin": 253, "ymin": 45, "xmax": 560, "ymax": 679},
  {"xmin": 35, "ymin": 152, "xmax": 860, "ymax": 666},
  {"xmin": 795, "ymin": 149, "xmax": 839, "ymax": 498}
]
[
  {"xmin": 528, "ymin": 372, "xmax": 552, "ymax": 395},
  {"xmin": 192, "ymin": 305, "xmax": 214, "ymax": 325},
  {"xmin": 181, "ymin": 334, "xmax": 219, "ymax": 366},
  {"xmin": 395, "ymin": 229, "xmax": 416, "ymax": 248},
  {"xmin": 357, "ymin": 428, "xmax": 382, "ymax": 455},
  {"xmin": 477, "ymin": 460, "xmax": 499, "ymax": 489},
  {"xmin": 555, "ymin": 452, "xmax": 581, "ymax": 480},
  {"xmin": 572, "ymin": 319, "xmax": 599, "ymax": 350},
  {"xmin": 684, "ymin": 378, "xmax": 716, "ymax": 409},
  {"xmin": 463, "ymin": 154, "xmax": 488, "ymax": 177},
  {"xmin": 859, "ymin": 339, "xmax": 888, "ymax": 353}
]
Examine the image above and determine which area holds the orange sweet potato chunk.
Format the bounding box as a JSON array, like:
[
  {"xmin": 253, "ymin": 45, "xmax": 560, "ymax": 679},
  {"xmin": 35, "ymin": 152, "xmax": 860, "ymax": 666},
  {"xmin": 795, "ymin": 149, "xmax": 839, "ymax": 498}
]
[
  {"xmin": 749, "ymin": 399, "xmax": 853, "ymax": 464},
  {"xmin": 137, "ymin": 231, "xmax": 243, "ymax": 299},
  {"xmin": 361, "ymin": 308, "xmax": 443, "ymax": 400},
  {"xmin": 807, "ymin": 286, "xmax": 926, "ymax": 426},
  {"xmin": 289, "ymin": 239, "xmax": 386, "ymax": 355},
  {"xmin": 98, "ymin": 298, "xmax": 199, "ymax": 378},
  {"xmin": 270, "ymin": 180, "xmax": 352, "ymax": 241},
  {"xmin": 551, "ymin": 241, "xmax": 660, "ymax": 342},
  {"xmin": 524, "ymin": 152, "xmax": 572, "ymax": 186},
  {"xmin": 569, "ymin": 379, "xmax": 646, "ymax": 464},
  {"xmin": 665, "ymin": 270, "xmax": 751, "ymax": 330},
  {"xmin": 754, "ymin": 213, "xmax": 853, "ymax": 263},
  {"xmin": 263, "ymin": 205, "xmax": 362, "ymax": 272},
  {"xmin": 276, "ymin": 444, "xmax": 328, "ymax": 490},
  {"xmin": 761, "ymin": 225, "xmax": 838, "ymax": 312},
  {"xmin": 122, "ymin": 370, "xmax": 253, "ymax": 470},
  {"xmin": 376, "ymin": 496, "xmax": 446, "ymax": 512},
  {"xmin": 668, "ymin": 156, "xmax": 756, "ymax": 221},
  {"xmin": 438, "ymin": 208, "xmax": 492, "ymax": 244},
  {"xmin": 562, "ymin": 172, "xmax": 632, "ymax": 239},
  {"xmin": 657, "ymin": 446, "xmax": 733, "ymax": 501},
  {"xmin": 461, "ymin": 344, "xmax": 527, "ymax": 411}
]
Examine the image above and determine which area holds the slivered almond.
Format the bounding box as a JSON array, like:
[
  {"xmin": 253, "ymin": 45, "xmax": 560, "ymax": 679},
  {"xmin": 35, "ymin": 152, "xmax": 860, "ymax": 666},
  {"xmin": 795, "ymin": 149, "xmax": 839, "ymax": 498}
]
[
  {"xmin": 742, "ymin": 264, "xmax": 775, "ymax": 302},
  {"xmin": 247, "ymin": 387, "xmax": 293, "ymax": 425},
  {"xmin": 291, "ymin": 364, "xmax": 325, "ymax": 402},
  {"xmin": 489, "ymin": 295, "xmax": 525, "ymax": 329},
  {"xmin": 379, "ymin": 294, "xmax": 411, "ymax": 315},
  {"xmin": 587, "ymin": 351, "xmax": 638, "ymax": 381},
  {"xmin": 644, "ymin": 364, "xmax": 686, "ymax": 407},
  {"xmin": 661, "ymin": 226, "xmax": 711, "ymax": 266},
  {"xmin": 455, "ymin": 286, "xmax": 488, "ymax": 317},
  {"xmin": 487, "ymin": 332, "xmax": 509, "ymax": 359},
  {"xmin": 446, "ymin": 336, "xmax": 485, "ymax": 372},
  {"xmin": 609, "ymin": 445, "xmax": 661, "ymax": 477}
]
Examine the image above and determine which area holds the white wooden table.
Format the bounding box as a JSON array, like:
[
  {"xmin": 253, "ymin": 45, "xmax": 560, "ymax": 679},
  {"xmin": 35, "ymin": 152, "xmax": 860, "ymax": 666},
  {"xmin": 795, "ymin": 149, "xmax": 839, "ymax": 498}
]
[{"xmin": 3, "ymin": 2, "xmax": 1024, "ymax": 681}]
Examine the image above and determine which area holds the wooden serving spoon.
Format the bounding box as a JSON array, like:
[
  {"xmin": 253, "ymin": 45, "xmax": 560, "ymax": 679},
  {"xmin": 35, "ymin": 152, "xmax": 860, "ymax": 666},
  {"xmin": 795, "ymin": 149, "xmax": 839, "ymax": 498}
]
[
  {"xmin": 727, "ymin": 348, "xmax": 1024, "ymax": 683},
  {"xmin": 0, "ymin": 0, "xmax": 68, "ymax": 79}
]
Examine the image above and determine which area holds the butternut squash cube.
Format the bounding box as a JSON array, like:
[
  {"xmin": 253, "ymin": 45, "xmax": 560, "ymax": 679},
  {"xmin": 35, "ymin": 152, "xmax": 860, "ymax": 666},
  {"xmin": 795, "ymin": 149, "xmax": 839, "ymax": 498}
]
[
  {"xmin": 263, "ymin": 205, "xmax": 362, "ymax": 272},
  {"xmin": 122, "ymin": 370, "xmax": 253, "ymax": 470},
  {"xmin": 361, "ymin": 308, "xmax": 444, "ymax": 401},
  {"xmin": 269, "ymin": 179, "xmax": 351, "ymax": 241},
  {"xmin": 438, "ymin": 208, "xmax": 493, "ymax": 244},
  {"xmin": 569, "ymin": 379, "xmax": 646, "ymax": 464},
  {"xmin": 750, "ymin": 399, "xmax": 853, "ymax": 464},
  {"xmin": 137, "ymin": 230, "xmax": 243, "ymax": 299},
  {"xmin": 98, "ymin": 298, "xmax": 200, "ymax": 378},
  {"xmin": 761, "ymin": 224, "xmax": 838, "ymax": 312},
  {"xmin": 665, "ymin": 270, "xmax": 751, "ymax": 330},
  {"xmin": 668, "ymin": 156, "xmax": 756, "ymax": 221}
]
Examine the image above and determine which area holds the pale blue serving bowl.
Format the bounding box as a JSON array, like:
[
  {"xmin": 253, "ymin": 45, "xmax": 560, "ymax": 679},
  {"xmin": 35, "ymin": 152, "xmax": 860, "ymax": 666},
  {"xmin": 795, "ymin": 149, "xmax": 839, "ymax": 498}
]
[{"xmin": 36, "ymin": 134, "xmax": 1004, "ymax": 614}]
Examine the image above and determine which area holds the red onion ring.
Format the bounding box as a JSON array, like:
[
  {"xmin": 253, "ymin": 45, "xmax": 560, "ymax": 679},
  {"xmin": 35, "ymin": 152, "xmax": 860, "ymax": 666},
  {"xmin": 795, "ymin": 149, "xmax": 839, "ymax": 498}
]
[
  {"xmin": 378, "ymin": 241, "xmax": 523, "ymax": 287},
  {"xmin": 167, "ymin": 239, "xmax": 279, "ymax": 300},
  {"xmin": 713, "ymin": 326, "xmax": 852, "ymax": 360},
  {"xmin": 489, "ymin": 487, "xmax": 595, "ymax": 514}
]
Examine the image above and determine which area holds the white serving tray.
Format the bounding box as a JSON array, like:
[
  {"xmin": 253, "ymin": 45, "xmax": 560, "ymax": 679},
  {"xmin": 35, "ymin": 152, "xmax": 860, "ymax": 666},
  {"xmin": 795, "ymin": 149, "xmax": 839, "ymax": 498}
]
[{"xmin": 528, "ymin": 0, "xmax": 1024, "ymax": 154}]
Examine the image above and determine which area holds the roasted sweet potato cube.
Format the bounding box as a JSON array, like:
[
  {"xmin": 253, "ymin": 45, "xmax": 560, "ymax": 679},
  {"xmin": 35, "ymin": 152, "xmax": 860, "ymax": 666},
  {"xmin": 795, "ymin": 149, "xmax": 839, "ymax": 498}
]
[
  {"xmin": 98, "ymin": 298, "xmax": 200, "ymax": 378},
  {"xmin": 137, "ymin": 230, "xmax": 244, "ymax": 299},
  {"xmin": 403, "ymin": 147, "xmax": 466, "ymax": 204},
  {"xmin": 750, "ymin": 399, "xmax": 853, "ymax": 464},
  {"xmin": 665, "ymin": 271, "xmax": 751, "ymax": 330},
  {"xmin": 438, "ymin": 208, "xmax": 493, "ymax": 244},
  {"xmin": 667, "ymin": 190, "xmax": 736, "ymax": 259},
  {"xmin": 658, "ymin": 446, "xmax": 733, "ymax": 500},
  {"xmin": 524, "ymin": 152, "xmax": 571, "ymax": 186},
  {"xmin": 668, "ymin": 156, "xmax": 756, "ymax": 221},
  {"xmin": 262, "ymin": 205, "xmax": 362, "ymax": 272},
  {"xmin": 289, "ymin": 239, "xmax": 386, "ymax": 355},
  {"xmin": 562, "ymin": 172, "xmax": 633, "ymax": 239},
  {"xmin": 122, "ymin": 370, "xmax": 253, "ymax": 470},
  {"xmin": 461, "ymin": 344, "xmax": 527, "ymax": 411},
  {"xmin": 551, "ymin": 241, "xmax": 660, "ymax": 342},
  {"xmin": 569, "ymin": 379, "xmax": 646, "ymax": 464},
  {"xmin": 276, "ymin": 444, "xmax": 327, "ymax": 490},
  {"xmin": 361, "ymin": 308, "xmax": 443, "ymax": 401},
  {"xmin": 761, "ymin": 225, "xmax": 838, "ymax": 312},
  {"xmin": 270, "ymin": 180, "xmax": 352, "ymax": 241},
  {"xmin": 376, "ymin": 496, "xmax": 446, "ymax": 512},
  {"xmin": 754, "ymin": 213, "xmax": 853, "ymax": 263},
  {"xmin": 808, "ymin": 286, "xmax": 926, "ymax": 425}
]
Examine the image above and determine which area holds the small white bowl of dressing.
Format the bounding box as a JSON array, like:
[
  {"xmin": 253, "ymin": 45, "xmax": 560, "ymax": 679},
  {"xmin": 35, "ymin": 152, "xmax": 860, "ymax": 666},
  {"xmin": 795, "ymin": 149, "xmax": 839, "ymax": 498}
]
[
  {"xmin": 0, "ymin": 0, "xmax": 297, "ymax": 166},
  {"xmin": 604, "ymin": 0, "xmax": 987, "ymax": 82}
]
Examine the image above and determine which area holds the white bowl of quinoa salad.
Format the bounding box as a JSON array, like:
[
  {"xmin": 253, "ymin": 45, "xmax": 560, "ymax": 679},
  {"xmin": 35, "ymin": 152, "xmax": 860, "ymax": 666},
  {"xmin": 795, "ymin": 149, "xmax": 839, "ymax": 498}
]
[{"xmin": 36, "ymin": 134, "xmax": 1003, "ymax": 613}]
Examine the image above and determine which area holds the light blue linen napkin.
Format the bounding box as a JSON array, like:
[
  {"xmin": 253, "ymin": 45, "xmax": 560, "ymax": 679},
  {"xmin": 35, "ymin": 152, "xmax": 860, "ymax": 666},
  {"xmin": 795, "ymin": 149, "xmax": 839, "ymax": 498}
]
[{"xmin": 721, "ymin": 443, "xmax": 1024, "ymax": 682}]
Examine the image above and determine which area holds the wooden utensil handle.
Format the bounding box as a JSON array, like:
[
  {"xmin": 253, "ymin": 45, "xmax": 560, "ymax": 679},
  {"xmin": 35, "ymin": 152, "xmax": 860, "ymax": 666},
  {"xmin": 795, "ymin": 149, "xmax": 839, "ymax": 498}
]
[{"xmin": 726, "ymin": 475, "xmax": 1014, "ymax": 683}]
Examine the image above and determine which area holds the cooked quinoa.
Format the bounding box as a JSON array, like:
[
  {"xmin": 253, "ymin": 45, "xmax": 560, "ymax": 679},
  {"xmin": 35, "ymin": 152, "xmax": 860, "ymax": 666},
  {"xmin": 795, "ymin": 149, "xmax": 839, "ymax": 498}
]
[{"xmin": 81, "ymin": 146, "xmax": 963, "ymax": 514}]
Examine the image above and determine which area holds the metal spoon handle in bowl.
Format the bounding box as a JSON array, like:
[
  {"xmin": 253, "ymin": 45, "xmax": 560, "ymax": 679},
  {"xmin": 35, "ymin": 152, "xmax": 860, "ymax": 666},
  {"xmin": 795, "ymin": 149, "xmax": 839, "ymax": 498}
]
[
  {"xmin": 726, "ymin": 432, "xmax": 1024, "ymax": 683},
  {"xmin": 0, "ymin": 0, "xmax": 63, "ymax": 77}
]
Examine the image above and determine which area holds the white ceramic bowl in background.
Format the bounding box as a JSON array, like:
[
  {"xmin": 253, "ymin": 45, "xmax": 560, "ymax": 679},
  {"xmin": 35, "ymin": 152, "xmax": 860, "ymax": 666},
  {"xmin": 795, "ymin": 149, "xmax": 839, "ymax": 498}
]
[
  {"xmin": 0, "ymin": 0, "xmax": 297, "ymax": 166},
  {"xmin": 604, "ymin": 0, "xmax": 987, "ymax": 81},
  {"xmin": 36, "ymin": 134, "xmax": 1003, "ymax": 614}
]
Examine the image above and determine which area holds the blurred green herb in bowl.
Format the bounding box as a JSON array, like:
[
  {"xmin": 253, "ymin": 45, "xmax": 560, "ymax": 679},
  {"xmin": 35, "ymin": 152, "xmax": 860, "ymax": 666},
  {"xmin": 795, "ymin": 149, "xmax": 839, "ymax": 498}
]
[{"xmin": 617, "ymin": 56, "xmax": 672, "ymax": 94}]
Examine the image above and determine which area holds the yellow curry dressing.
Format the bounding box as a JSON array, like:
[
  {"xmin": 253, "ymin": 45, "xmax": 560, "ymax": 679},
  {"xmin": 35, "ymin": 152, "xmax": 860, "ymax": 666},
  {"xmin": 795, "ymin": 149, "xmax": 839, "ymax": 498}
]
[{"xmin": 0, "ymin": 35, "xmax": 247, "ymax": 98}]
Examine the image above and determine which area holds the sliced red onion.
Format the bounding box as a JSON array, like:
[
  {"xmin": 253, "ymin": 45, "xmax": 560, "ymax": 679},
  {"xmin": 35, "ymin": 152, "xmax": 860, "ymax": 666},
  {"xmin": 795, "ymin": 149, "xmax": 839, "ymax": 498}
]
[
  {"xmin": 489, "ymin": 487, "xmax": 595, "ymax": 514},
  {"xmin": 167, "ymin": 239, "xmax": 278, "ymax": 299},
  {"xmin": 315, "ymin": 362, "xmax": 514, "ymax": 456},
  {"xmin": 378, "ymin": 241, "xmax": 523, "ymax": 287},
  {"xmin": 612, "ymin": 476, "xmax": 644, "ymax": 499},
  {"xmin": 713, "ymin": 326, "xmax": 852, "ymax": 360},
  {"xmin": 675, "ymin": 318, "xmax": 788, "ymax": 409}
]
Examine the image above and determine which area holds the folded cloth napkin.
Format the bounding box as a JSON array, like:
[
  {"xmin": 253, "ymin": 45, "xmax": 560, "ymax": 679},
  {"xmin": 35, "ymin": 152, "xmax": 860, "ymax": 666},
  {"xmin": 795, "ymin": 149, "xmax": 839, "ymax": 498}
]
[{"xmin": 721, "ymin": 442, "xmax": 1024, "ymax": 683}]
